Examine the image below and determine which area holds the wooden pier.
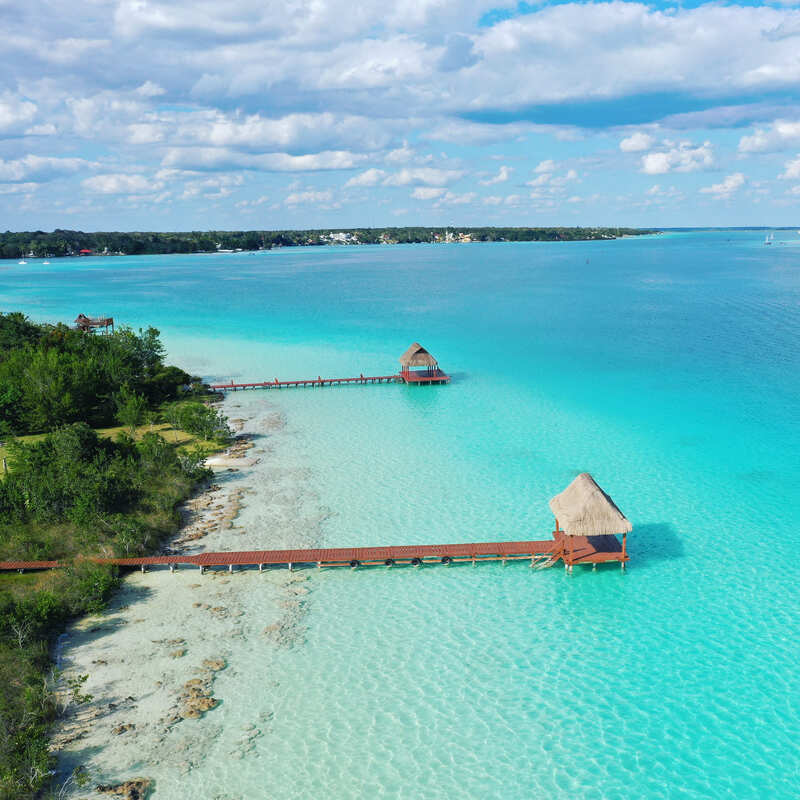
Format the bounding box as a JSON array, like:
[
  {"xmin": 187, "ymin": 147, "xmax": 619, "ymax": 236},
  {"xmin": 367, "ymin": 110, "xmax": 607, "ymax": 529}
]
[
  {"xmin": 0, "ymin": 531, "xmax": 628, "ymax": 574},
  {"xmin": 210, "ymin": 342, "xmax": 451, "ymax": 392},
  {"xmin": 210, "ymin": 374, "xmax": 402, "ymax": 391}
]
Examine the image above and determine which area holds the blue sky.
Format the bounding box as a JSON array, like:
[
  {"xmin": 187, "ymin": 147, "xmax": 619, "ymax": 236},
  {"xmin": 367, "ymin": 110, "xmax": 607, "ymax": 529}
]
[{"xmin": 2, "ymin": 0, "xmax": 800, "ymax": 230}]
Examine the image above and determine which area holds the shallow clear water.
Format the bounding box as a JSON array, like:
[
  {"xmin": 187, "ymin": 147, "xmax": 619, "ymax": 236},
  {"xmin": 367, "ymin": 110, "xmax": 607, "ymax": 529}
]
[{"xmin": 3, "ymin": 231, "xmax": 800, "ymax": 798}]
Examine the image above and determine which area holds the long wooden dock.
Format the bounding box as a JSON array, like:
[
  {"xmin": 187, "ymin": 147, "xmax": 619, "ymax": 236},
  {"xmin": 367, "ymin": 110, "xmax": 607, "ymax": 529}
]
[
  {"xmin": 210, "ymin": 374, "xmax": 402, "ymax": 391},
  {"xmin": 209, "ymin": 342, "xmax": 451, "ymax": 391},
  {"xmin": 0, "ymin": 532, "xmax": 628, "ymax": 574},
  {"xmin": 210, "ymin": 370, "xmax": 450, "ymax": 392}
]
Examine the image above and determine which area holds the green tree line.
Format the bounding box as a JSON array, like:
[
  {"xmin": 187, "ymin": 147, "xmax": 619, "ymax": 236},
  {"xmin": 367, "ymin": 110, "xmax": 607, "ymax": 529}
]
[{"xmin": 0, "ymin": 226, "xmax": 657, "ymax": 258}]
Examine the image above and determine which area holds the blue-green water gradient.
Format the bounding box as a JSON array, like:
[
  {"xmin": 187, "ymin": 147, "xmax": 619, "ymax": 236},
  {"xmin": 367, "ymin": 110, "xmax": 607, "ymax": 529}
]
[{"xmin": 2, "ymin": 230, "xmax": 799, "ymax": 798}]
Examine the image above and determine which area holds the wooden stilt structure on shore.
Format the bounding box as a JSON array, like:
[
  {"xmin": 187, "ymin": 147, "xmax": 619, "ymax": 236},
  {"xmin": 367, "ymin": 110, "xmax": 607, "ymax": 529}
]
[{"xmin": 74, "ymin": 314, "xmax": 114, "ymax": 334}]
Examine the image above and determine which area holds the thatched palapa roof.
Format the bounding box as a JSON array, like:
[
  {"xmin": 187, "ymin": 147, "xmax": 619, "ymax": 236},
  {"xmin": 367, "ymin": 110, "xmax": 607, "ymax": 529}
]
[
  {"xmin": 75, "ymin": 314, "xmax": 112, "ymax": 326},
  {"xmin": 549, "ymin": 473, "xmax": 632, "ymax": 536},
  {"xmin": 399, "ymin": 342, "xmax": 438, "ymax": 368}
]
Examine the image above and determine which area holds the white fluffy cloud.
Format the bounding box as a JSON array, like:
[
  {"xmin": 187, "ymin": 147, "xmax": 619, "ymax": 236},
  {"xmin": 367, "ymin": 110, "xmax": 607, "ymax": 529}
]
[
  {"xmin": 410, "ymin": 186, "xmax": 476, "ymax": 205},
  {"xmin": 173, "ymin": 112, "xmax": 396, "ymax": 155},
  {"xmin": 383, "ymin": 167, "xmax": 464, "ymax": 186},
  {"xmin": 82, "ymin": 174, "xmax": 158, "ymax": 194},
  {"xmin": 111, "ymin": 0, "xmax": 504, "ymax": 43},
  {"xmin": 0, "ymin": 92, "xmax": 37, "ymax": 134},
  {"xmin": 138, "ymin": 3, "xmax": 800, "ymax": 114},
  {"xmin": 779, "ymin": 155, "xmax": 800, "ymax": 180},
  {"xmin": 528, "ymin": 173, "xmax": 551, "ymax": 187},
  {"xmin": 739, "ymin": 120, "xmax": 800, "ymax": 153},
  {"xmin": 411, "ymin": 187, "xmax": 446, "ymax": 200},
  {"xmin": 135, "ymin": 81, "xmax": 166, "ymax": 98},
  {"xmin": 700, "ymin": 172, "xmax": 745, "ymax": 198},
  {"xmin": 345, "ymin": 168, "xmax": 386, "ymax": 187},
  {"xmin": 526, "ymin": 167, "xmax": 577, "ymax": 191},
  {"xmin": 640, "ymin": 141, "xmax": 713, "ymax": 174},
  {"xmin": 436, "ymin": 190, "xmax": 476, "ymax": 205},
  {"xmin": 620, "ymin": 132, "xmax": 655, "ymax": 152},
  {"xmin": 480, "ymin": 165, "xmax": 512, "ymax": 185},
  {"xmin": 284, "ymin": 189, "xmax": 334, "ymax": 206},
  {"xmin": 181, "ymin": 174, "xmax": 243, "ymax": 199},
  {"xmin": 162, "ymin": 148, "xmax": 366, "ymax": 172},
  {"xmin": 26, "ymin": 123, "xmax": 57, "ymax": 136},
  {"xmin": 0, "ymin": 155, "xmax": 89, "ymax": 182},
  {"xmin": 6, "ymin": 3, "xmax": 800, "ymax": 137},
  {"xmin": 6, "ymin": 1, "xmax": 800, "ymax": 223}
]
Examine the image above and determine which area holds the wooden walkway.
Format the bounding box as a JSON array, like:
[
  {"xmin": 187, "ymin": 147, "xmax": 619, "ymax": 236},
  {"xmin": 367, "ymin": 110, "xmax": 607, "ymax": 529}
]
[
  {"xmin": 0, "ymin": 532, "xmax": 627, "ymax": 574},
  {"xmin": 210, "ymin": 375, "xmax": 400, "ymax": 391},
  {"xmin": 210, "ymin": 370, "xmax": 450, "ymax": 392}
]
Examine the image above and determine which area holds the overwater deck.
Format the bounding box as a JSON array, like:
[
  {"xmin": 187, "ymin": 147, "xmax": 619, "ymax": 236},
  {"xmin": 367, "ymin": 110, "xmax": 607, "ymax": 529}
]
[
  {"xmin": 555, "ymin": 530, "xmax": 627, "ymax": 567},
  {"xmin": 400, "ymin": 367, "xmax": 450, "ymax": 384}
]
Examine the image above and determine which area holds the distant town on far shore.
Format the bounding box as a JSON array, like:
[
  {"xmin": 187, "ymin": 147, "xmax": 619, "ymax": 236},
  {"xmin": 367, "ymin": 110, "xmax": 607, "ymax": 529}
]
[{"xmin": 1, "ymin": 227, "xmax": 658, "ymax": 259}]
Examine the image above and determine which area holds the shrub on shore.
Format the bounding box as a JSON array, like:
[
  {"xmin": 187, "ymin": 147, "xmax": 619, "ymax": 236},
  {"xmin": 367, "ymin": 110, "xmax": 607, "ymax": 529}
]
[{"xmin": 162, "ymin": 401, "xmax": 232, "ymax": 443}]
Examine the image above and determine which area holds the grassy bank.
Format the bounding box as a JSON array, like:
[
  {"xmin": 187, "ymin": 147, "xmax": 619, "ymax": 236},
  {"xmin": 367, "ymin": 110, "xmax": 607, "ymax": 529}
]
[{"xmin": 0, "ymin": 422, "xmax": 219, "ymax": 475}]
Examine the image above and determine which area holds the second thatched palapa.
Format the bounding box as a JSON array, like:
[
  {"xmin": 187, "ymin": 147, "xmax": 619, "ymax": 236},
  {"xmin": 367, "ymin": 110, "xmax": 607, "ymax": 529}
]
[
  {"xmin": 398, "ymin": 343, "xmax": 450, "ymax": 384},
  {"xmin": 399, "ymin": 342, "xmax": 438, "ymax": 368},
  {"xmin": 549, "ymin": 473, "xmax": 632, "ymax": 537}
]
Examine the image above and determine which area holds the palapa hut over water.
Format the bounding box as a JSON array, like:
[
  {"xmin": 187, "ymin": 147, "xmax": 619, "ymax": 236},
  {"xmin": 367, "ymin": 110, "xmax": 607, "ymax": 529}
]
[
  {"xmin": 549, "ymin": 472, "xmax": 632, "ymax": 570},
  {"xmin": 398, "ymin": 342, "xmax": 450, "ymax": 384}
]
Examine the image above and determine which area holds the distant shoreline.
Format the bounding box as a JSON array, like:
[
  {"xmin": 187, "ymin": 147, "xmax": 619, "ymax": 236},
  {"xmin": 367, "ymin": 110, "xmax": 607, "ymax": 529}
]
[{"xmin": 1, "ymin": 226, "xmax": 658, "ymax": 259}]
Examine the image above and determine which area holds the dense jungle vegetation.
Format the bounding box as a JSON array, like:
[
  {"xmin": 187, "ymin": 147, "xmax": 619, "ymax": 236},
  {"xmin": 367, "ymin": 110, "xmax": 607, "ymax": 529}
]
[{"xmin": 0, "ymin": 313, "xmax": 230, "ymax": 798}]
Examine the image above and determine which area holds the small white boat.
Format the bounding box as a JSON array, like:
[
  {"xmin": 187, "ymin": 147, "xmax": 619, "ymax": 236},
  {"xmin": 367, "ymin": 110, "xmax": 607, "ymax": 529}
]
[
  {"xmin": 18, "ymin": 260, "xmax": 27, "ymax": 264},
  {"xmin": 43, "ymin": 260, "xmax": 51, "ymax": 265},
  {"xmin": 764, "ymin": 233, "xmax": 773, "ymax": 245}
]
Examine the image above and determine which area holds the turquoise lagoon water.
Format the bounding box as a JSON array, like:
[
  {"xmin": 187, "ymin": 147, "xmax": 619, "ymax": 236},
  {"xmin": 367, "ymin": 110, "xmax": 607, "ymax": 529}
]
[{"xmin": 2, "ymin": 231, "xmax": 800, "ymax": 798}]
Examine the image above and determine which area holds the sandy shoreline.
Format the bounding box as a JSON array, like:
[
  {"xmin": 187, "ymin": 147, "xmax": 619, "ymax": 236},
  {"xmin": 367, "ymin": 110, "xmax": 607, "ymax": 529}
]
[{"xmin": 50, "ymin": 398, "xmax": 319, "ymax": 799}]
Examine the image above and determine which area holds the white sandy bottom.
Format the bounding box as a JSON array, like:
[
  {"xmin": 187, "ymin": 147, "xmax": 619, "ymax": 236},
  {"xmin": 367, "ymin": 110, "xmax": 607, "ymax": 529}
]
[{"xmin": 53, "ymin": 394, "xmax": 327, "ymax": 798}]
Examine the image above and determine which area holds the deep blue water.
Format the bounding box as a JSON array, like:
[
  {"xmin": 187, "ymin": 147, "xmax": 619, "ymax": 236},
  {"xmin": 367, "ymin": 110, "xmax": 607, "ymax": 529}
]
[{"xmin": 3, "ymin": 230, "xmax": 799, "ymax": 798}]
